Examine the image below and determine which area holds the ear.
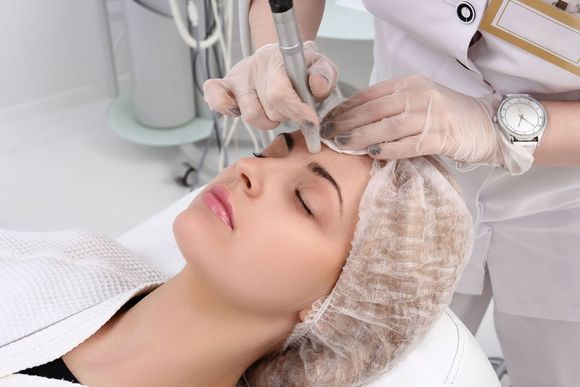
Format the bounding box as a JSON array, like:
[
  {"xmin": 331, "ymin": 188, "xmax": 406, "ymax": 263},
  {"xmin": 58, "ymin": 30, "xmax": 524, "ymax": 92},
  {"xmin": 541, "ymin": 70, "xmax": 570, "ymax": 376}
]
[{"xmin": 298, "ymin": 307, "xmax": 310, "ymax": 322}]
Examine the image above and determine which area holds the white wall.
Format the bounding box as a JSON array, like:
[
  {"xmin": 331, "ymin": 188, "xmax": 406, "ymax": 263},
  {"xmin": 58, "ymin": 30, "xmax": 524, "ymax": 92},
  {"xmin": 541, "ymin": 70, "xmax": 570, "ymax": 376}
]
[
  {"xmin": 317, "ymin": 38, "xmax": 374, "ymax": 94},
  {"xmin": 106, "ymin": 0, "xmax": 134, "ymax": 95},
  {"xmin": 0, "ymin": 0, "xmax": 122, "ymax": 125}
]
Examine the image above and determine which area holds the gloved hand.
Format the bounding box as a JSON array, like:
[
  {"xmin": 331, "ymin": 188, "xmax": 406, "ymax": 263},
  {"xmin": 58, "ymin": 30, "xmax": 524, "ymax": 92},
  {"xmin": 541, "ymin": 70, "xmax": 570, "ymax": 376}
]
[
  {"xmin": 203, "ymin": 41, "xmax": 338, "ymax": 130},
  {"xmin": 321, "ymin": 74, "xmax": 533, "ymax": 174}
]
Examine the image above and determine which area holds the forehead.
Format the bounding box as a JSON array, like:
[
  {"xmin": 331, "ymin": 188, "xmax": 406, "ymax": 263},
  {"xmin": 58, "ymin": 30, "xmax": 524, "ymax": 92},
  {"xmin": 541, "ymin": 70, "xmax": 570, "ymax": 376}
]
[
  {"xmin": 270, "ymin": 130, "xmax": 372, "ymax": 163},
  {"xmin": 267, "ymin": 130, "xmax": 373, "ymax": 201}
]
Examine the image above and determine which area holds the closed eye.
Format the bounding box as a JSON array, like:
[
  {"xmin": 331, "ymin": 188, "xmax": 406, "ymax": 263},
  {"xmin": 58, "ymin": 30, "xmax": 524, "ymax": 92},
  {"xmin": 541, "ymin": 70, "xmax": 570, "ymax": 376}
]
[
  {"xmin": 252, "ymin": 147, "xmax": 313, "ymax": 218},
  {"xmin": 295, "ymin": 189, "xmax": 314, "ymax": 217}
]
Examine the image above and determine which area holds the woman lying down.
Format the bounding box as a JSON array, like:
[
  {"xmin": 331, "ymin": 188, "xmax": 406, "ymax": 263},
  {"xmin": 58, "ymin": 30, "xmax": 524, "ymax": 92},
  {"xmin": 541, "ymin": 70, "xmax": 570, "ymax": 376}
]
[{"xmin": 0, "ymin": 130, "xmax": 473, "ymax": 387}]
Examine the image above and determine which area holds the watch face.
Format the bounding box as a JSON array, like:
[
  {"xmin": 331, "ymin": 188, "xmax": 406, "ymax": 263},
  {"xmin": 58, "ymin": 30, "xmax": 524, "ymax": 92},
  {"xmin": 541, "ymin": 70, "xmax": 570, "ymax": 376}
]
[{"xmin": 498, "ymin": 96, "xmax": 547, "ymax": 140}]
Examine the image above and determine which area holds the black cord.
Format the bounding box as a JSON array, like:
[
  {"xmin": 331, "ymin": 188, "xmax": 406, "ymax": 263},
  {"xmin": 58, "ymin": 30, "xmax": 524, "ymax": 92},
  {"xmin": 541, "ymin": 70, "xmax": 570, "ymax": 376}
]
[
  {"xmin": 192, "ymin": 49, "xmax": 204, "ymax": 94},
  {"xmin": 188, "ymin": 4, "xmax": 203, "ymax": 95},
  {"xmin": 212, "ymin": 42, "xmax": 224, "ymax": 77},
  {"xmin": 204, "ymin": 0, "xmax": 222, "ymax": 79},
  {"xmin": 204, "ymin": 0, "xmax": 214, "ymax": 33},
  {"xmin": 191, "ymin": 0, "xmax": 223, "ymax": 92}
]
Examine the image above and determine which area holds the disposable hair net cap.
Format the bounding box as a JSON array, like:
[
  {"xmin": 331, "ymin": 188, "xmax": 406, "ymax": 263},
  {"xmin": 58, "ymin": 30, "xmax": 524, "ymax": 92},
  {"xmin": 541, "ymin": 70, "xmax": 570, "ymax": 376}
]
[{"xmin": 245, "ymin": 156, "xmax": 473, "ymax": 386}]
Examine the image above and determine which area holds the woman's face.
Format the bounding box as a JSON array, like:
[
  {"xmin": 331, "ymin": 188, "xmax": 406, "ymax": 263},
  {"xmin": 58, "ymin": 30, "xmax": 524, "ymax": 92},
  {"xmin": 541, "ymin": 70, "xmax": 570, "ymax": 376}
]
[{"xmin": 173, "ymin": 131, "xmax": 372, "ymax": 317}]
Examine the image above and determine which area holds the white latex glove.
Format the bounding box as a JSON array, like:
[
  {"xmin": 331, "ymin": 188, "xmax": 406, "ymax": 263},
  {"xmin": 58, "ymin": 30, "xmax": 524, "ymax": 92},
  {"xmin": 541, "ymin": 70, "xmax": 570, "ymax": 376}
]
[
  {"xmin": 321, "ymin": 74, "xmax": 533, "ymax": 174},
  {"xmin": 203, "ymin": 41, "xmax": 338, "ymax": 130}
]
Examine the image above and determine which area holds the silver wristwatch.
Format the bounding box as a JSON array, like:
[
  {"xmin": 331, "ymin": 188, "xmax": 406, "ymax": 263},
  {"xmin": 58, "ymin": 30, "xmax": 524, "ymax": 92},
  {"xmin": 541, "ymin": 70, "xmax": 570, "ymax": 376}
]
[{"xmin": 493, "ymin": 94, "xmax": 547, "ymax": 155}]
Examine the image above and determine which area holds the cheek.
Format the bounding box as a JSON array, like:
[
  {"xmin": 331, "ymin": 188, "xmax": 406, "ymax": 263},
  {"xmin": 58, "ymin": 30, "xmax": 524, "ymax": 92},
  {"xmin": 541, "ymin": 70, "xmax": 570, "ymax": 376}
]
[
  {"xmin": 225, "ymin": 219, "xmax": 348, "ymax": 313},
  {"xmin": 173, "ymin": 197, "xmax": 349, "ymax": 316}
]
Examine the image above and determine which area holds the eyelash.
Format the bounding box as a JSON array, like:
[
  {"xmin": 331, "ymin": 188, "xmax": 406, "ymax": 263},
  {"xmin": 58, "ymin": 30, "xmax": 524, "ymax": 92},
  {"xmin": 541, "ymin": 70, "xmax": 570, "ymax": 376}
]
[
  {"xmin": 295, "ymin": 189, "xmax": 314, "ymax": 217},
  {"xmin": 252, "ymin": 151, "xmax": 314, "ymax": 218}
]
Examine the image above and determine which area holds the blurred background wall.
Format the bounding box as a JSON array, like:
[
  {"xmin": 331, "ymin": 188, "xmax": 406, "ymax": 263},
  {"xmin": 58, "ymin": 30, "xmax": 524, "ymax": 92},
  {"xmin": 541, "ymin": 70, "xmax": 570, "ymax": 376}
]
[{"xmin": 0, "ymin": 0, "xmax": 130, "ymax": 125}]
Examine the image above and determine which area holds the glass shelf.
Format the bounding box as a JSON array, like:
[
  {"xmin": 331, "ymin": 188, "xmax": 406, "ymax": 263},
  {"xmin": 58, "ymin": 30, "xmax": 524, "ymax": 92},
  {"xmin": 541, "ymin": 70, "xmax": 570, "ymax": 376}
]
[{"xmin": 108, "ymin": 93, "xmax": 213, "ymax": 146}]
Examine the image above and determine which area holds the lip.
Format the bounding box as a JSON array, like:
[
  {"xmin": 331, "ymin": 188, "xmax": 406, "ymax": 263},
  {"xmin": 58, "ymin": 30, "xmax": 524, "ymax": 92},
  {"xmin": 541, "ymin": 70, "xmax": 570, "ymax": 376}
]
[{"xmin": 202, "ymin": 184, "xmax": 234, "ymax": 230}]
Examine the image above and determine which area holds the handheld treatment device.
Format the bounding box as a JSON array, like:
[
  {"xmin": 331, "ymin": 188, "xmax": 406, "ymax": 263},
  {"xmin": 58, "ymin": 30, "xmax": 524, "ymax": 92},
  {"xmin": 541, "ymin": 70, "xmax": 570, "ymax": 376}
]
[{"xmin": 269, "ymin": 0, "xmax": 321, "ymax": 153}]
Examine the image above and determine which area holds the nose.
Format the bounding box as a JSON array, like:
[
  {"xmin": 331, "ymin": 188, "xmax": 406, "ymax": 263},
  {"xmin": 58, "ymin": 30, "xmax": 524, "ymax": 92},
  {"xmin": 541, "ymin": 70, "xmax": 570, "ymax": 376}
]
[{"xmin": 235, "ymin": 157, "xmax": 263, "ymax": 198}]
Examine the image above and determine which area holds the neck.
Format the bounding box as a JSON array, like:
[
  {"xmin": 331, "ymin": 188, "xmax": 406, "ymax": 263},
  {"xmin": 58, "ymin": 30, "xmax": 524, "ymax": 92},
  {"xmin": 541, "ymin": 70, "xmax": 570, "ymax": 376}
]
[{"xmin": 64, "ymin": 266, "xmax": 296, "ymax": 387}]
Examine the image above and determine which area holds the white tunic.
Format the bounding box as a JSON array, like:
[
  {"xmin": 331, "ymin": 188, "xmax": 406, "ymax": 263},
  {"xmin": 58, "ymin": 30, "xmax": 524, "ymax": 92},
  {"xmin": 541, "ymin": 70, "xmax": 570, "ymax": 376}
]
[
  {"xmin": 362, "ymin": 0, "xmax": 580, "ymax": 322},
  {"xmin": 0, "ymin": 229, "xmax": 164, "ymax": 386}
]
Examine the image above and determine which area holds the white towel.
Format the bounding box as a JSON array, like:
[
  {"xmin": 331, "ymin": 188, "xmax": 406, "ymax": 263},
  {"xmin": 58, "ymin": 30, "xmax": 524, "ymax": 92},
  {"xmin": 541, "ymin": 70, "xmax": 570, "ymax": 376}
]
[{"xmin": 0, "ymin": 228, "xmax": 164, "ymax": 385}]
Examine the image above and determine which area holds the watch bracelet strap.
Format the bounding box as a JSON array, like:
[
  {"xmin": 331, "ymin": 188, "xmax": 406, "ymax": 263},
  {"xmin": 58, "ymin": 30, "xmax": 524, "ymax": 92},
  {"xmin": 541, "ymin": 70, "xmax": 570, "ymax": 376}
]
[
  {"xmin": 512, "ymin": 139, "xmax": 538, "ymax": 154},
  {"xmin": 499, "ymin": 125, "xmax": 539, "ymax": 155},
  {"xmin": 490, "ymin": 118, "xmax": 536, "ymax": 174}
]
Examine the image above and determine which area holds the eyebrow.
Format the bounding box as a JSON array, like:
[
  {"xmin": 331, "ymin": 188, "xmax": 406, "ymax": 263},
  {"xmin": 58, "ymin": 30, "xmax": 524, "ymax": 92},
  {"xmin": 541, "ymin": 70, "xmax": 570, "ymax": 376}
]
[
  {"xmin": 281, "ymin": 133, "xmax": 343, "ymax": 213},
  {"xmin": 281, "ymin": 132, "xmax": 294, "ymax": 152},
  {"xmin": 308, "ymin": 162, "xmax": 343, "ymax": 213}
]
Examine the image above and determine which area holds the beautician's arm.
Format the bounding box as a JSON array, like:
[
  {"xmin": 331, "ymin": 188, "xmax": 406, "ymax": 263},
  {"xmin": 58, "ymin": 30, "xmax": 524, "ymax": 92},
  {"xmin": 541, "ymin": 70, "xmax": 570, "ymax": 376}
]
[
  {"xmin": 533, "ymin": 101, "xmax": 580, "ymax": 166},
  {"xmin": 203, "ymin": 1, "xmax": 333, "ymax": 129},
  {"xmin": 249, "ymin": 0, "xmax": 325, "ymax": 48}
]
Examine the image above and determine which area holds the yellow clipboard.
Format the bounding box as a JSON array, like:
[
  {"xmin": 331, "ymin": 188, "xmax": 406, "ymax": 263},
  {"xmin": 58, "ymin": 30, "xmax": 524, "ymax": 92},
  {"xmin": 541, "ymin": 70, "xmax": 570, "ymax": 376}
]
[{"xmin": 480, "ymin": 0, "xmax": 579, "ymax": 76}]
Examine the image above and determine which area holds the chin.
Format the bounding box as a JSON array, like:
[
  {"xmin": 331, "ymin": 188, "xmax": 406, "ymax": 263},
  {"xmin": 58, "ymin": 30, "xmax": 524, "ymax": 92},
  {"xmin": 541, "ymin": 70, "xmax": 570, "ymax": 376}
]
[
  {"xmin": 173, "ymin": 204, "xmax": 225, "ymax": 265},
  {"xmin": 173, "ymin": 207, "xmax": 205, "ymax": 261}
]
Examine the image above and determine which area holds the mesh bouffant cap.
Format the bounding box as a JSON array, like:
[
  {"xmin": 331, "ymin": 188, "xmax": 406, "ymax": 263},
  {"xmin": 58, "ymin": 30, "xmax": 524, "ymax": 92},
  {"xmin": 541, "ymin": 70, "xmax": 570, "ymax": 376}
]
[{"xmin": 244, "ymin": 156, "xmax": 473, "ymax": 386}]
